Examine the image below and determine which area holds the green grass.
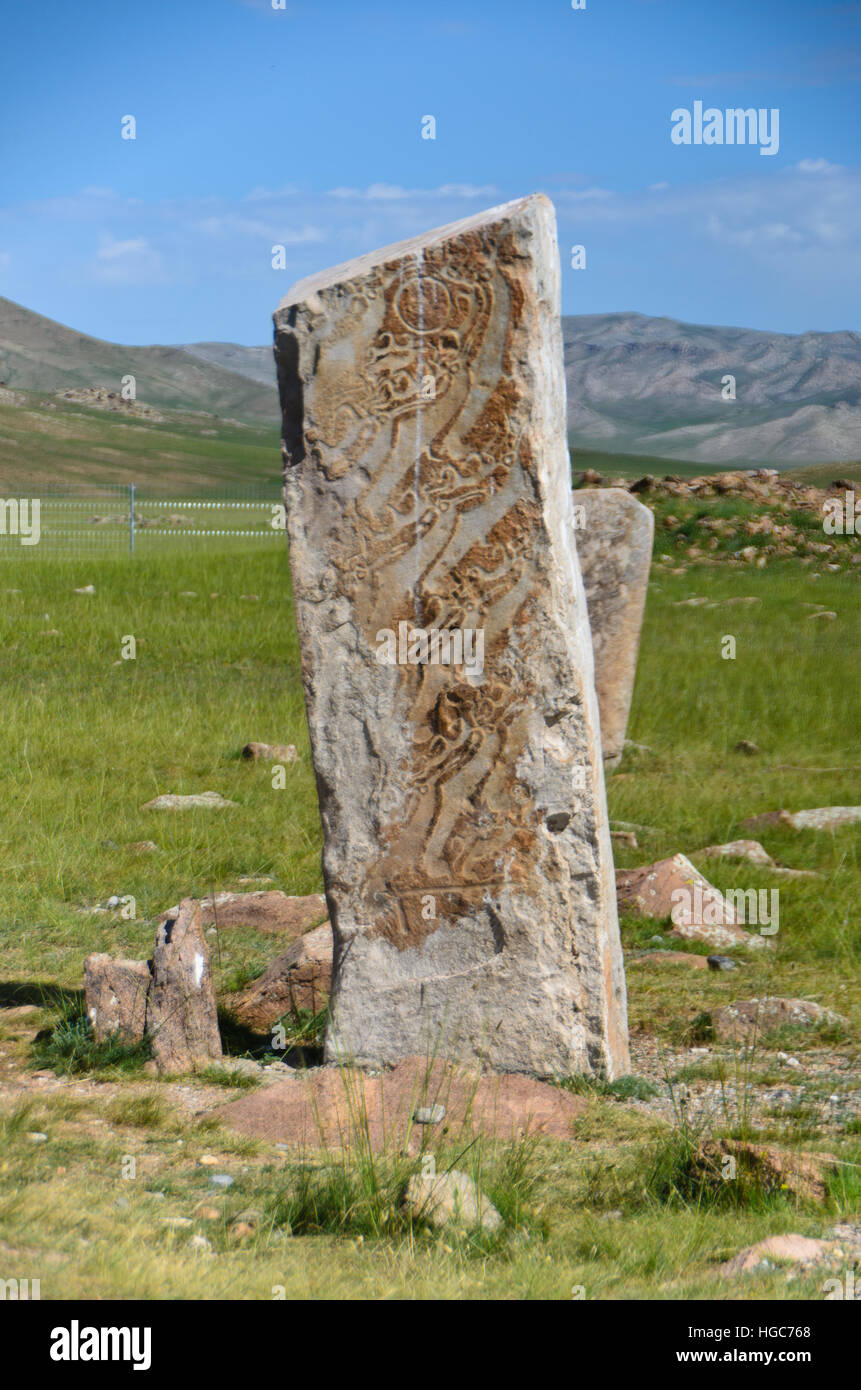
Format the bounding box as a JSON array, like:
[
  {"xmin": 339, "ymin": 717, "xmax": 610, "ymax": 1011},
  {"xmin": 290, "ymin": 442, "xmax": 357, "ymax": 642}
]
[{"xmin": 0, "ymin": 533, "xmax": 857, "ymax": 1299}]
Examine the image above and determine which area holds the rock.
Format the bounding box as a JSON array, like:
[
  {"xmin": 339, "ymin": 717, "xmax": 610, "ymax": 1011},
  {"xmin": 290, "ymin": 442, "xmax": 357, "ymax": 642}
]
[
  {"xmin": 699, "ymin": 839, "xmax": 774, "ymax": 866},
  {"xmin": 628, "ymin": 950, "xmax": 708, "ymax": 970},
  {"xmin": 209, "ymin": 1174, "xmax": 234, "ymax": 1188},
  {"xmin": 610, "ymin": 830, "xmax": 638, "ymax": 848},
  {"xmin": 229, "ymin": 923, "xmax": 333, "ymax": 1029},
  {"xmin": 707, "ymin": 955, "xmax": 739, "ymax": 972},
  {"xmin": 147, "ymin": 899, "xmax": 223, "ymax": 1075},
  {"xmin": 702, "ymin": 1139, "xmax": 841, "ymax": 1205},
  {"xmin": 241, "ymin": 742, "xmax": 298, "ymax": 762},
  {"xmin": 141, "ymin": 791, "xmax": 238, "ymax": 811},
  {"xmin": 274, "ymin": 194, "xmax": 627, "ymax": 1079},
  {"xmin": 26, "ymin": 1132, "xmax": 48, "ymax": 1143},
  {"xmin": 404, "ymin": 1169, "xmax": 501, "ymax": 1232},
  {"xmin": 616, "ymin": 854, "xmax": 764, "ymax": 950},
  {"xmin": 126, "ymin": 841, "xmax": 159, "ymax": 855},
  {"xmin": 186, "ymin": 1235, "xmax": 213, "ymax": 1253},
  {"xmin": 414, "ymin": 1104, "xmax": 447, "ymax": 1125},
  {"xmin": 572, "ymin": 489, "xmax": 653, "ymax": 763},
  {"xmin": 733, "ymin": 739, "xmax": 761, "ymax": 755},
  {"xmin": 740, "ymin": 806, "xmax": 861, "ymax": 833},
  {"xmin": 720, "ymin": 1234, "xmax": 840, "ymax": 1277},
  {"xmin": 216, "ymin": 1055, "xmax": 588, "ymax": 1151},
  {"xmin": 73, "ymin": 585, "xmax": 95, "ymax": 595},
  {"xmin": 158, "ymin": 891, "xmax": 327, "ymax": 938},
  {"xmin": 710, "ymin": 996, "xmax": 846, "ymax": 1043},
  {"xmin": 83, "ymin": 955, "xmax": 151, "ymax": 1044}
]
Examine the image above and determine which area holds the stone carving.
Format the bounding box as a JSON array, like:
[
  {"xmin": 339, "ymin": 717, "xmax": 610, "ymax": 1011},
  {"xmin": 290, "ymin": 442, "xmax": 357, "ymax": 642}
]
[
  {"xmin": 274, "ymin": 194, "xmax": 629, "ymax": 1078},
  {"xmin": 572, "ymin": 489, "xmax": 653, "ymax": 763}
]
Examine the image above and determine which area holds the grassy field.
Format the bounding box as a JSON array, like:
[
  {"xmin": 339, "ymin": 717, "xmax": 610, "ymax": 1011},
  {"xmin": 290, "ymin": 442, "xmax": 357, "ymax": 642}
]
[{"xmin": 0, "ymin": 528, "xmax": 858, "ymax": 1300}]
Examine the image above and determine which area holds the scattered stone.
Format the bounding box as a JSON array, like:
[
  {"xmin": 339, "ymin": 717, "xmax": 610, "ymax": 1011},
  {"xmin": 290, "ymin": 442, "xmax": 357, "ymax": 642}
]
[
  {"xmin": 740, "ymin": 806, "xmax": 861, "ymax": 833},
  {"xmin": 26, "ymin": 1132, "xmax": 48, "ymax": 1144},
  {"xmin": 83, "ymin": 955, "xmax": 151, "ymax": 1044},
  {"xmin": 229, "ymin": 923, "xmax": 333, "ymax": 1029},
  {"xmin": 126, "ymin": 841, "xmax": 159, "ymax": 855},
  {"xmin": 699, "ymin": 839, "xmax": 774, "ymax": 866},
  {"xmin": 209, "ymin": 1174, "xmax": 234, "ymax": 1188},
  {"xmin": 195, "ymin": 1205, "xmax": 221, "ymax": 1221},
  {"xmin": 160, "ymin": 1216, "xmax": 193, "ymax": 1229},
  {"xmin": 198, "ymin": 1155, "xmax": 219, "ymax": 1167},
  {"xmin": 141, "ymin": 791, "xmax": 238, "ymax": 811},
  {"xmin": 628, "ymin": 950, "xmax": 708, "ymax": 970},
  {"xmin": 158, "ymin": 891, "xmax": 327, "ymax": 938},
  {"xmin": 707, "ymin": 955, "xmax": 739, "ymax": 972},
  {"xmin": 616, "ymin": 853, "xmax": 764, "ymax": 949},
  {"xmin": 710, "ymin": 997, "xmax": 846, "ymax": 1043},
  {"xmin": 807, "ymin": 610, "xmax": 837, "ymax": 621},
  {"xmin": 275, "ymin": 194, "xmax": 628, "ymax": 1078},
  {"xmin": 241, "ymin": 742, "xmax": 299, "ymax": 763},
  {"xmin": 414, "ymin": 1104, "xmax": 447, "ymax": 1125},
  {"xmin": 702, "ymin": 1139, "xmax": 841, "ymax": 1204},
  {"xmin": 720, "ymin": 1234, "xmax": 840, "ymax": 1277},
  {"xmin": 572, "ymin": 489, "xmax": 653, "ymax": 763},
  {"xmin": 73, "ymin": 585, "xmax": 95, "ymax": 595},
  {"xmin": 404, "ymin": 1169, "xmax": 501, "ymax": 1232},
  {"xmin": 147, "ymin": 899, "xmax": 223, "ymax": 1075},
  {"xmin": 186, "ymin": 1235, "xmax": 213, "ymax": 1252},
  {"xmin": 610, "ymin": 830, "xmax": 638, "ymax": 849},
  {"xmin": 733, "ymin": 739, "xmax": 761, "ymax": 755}
]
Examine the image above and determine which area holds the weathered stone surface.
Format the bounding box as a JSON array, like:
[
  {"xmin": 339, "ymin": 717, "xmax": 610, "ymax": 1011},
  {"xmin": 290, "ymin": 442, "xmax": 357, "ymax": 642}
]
[
  {"xmin": 616, "ymin": 853, "xmax": 765, "ymax": 949},
  {"xmin": 700, "ymin": 1139, "xmax": 841, "ymax": 1205},
  {"xmin": 571, "ymin": 489, "xmax": 653, "ymax": 763},
  {"xmin": 627, "ymin": 949, "xmax": 709, "ymax": 970},
  {"xmin": 229, "ymin": 923, "xmax": 333, "ymax": 1029},
  {"xmin": 710, "ymin": 996, "xmax": 846, "ymax": 1043},
  {"xmin": 148, "ymin": 899, "xmax": 222, "ymax": 1074},
  {"xmin": 241, "ymin": 741, "xmax": 298, "ymax": 763},
  {"xmin": 83, "ymin": 954, "xmax": 151, "ymax": 1044},
  {"xmin": 404, "ymin": 1169, "xmax": 501, "ymax": 1232},
  {"xmin": 274, "ymin": 194, "xmax": 628, "ymax": 1078},
  {"xmin": 215, "ymin": 1055, "xmax": 587, "ymax": 1151},
  {"xmin": 699, "ymin": 839, "xmax": 774, "ymax": 866},
  {"xmin": 740, "ymin": 805, "xmax": 861, "ymax": 832},
  {"xmin": 141, "ymin": 791, "xmax": 237, "ymax": 811},
  {"xmin": 158, "ymin": 890, "xmax": 328, "ymax": 937},
  {"xmin": 720, "ymin": 1234, "xmax": 839, "ymax": 1277}
]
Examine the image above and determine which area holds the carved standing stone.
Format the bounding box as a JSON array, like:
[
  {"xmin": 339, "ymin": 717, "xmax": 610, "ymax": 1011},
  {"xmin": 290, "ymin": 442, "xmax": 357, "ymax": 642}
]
[
  {"xmin": 148, "ymin": 898, "xmax": 222, "ymax": 1074},
  {"xmin": 274, "ymin": 194, "xmax": 629, "ymax": 1078},
  {"xmin": 572, "ymin": 489, "xmax": 653, "ymax": 763}
]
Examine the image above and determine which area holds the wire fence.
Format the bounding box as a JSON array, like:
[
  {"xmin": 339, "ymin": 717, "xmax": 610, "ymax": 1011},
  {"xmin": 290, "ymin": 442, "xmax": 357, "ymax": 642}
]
[{"xmin": 0, "ymin": 486, "xmax": 286, "ymax": 556}]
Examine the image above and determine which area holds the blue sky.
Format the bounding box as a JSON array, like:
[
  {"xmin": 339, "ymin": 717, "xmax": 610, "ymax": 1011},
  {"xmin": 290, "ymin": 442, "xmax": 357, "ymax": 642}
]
[{"xmin": 1, "ymin": 0, "xmax": 859, "ymax": 344}]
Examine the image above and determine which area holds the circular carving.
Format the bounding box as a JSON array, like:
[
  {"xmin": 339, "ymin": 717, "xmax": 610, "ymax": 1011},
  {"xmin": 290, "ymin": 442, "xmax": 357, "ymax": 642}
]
[{"xmin": 395, "ymin": 277, "xmax": 451, "ymax": 333}]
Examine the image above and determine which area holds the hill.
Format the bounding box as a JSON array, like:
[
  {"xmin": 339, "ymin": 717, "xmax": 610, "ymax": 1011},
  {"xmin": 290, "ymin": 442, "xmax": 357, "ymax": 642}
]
[{"xmin": 0, "ymin": 298, "xmax": 279, "ymax": 426}]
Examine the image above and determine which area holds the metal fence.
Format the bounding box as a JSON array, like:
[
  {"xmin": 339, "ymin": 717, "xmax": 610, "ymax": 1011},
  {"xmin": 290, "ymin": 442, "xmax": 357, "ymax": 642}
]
[{"xmin": 0, "ymin": 486, "xmax": 286, "ymax": 555}]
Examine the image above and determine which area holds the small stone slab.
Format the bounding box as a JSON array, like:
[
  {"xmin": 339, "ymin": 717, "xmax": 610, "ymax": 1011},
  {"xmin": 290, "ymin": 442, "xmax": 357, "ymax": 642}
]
[
  {"xmin": 141, "ymin": 791, "xmax": 237, "ymax": 811},
  {"xmin": 158, "ymin": 891, "xmax": 328, "ymax": 938},
  {"xmin": 83, "ymin": 955, "xmax": 151, "ymax": 1044},
  {"xmin": 148, "ymin": 899, "xmax": 222, "ymax": 1075},
  {"xmin": 229, "ymin": 922, "xmax": 333, "ymax": 1029},
  {"xmin": 572, "ymin": 489, "xmax": 653, "ymax": 763}
]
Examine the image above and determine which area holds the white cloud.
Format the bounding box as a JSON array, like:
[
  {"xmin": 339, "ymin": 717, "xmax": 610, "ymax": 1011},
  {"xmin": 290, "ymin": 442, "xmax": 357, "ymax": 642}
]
[{"xmin": 796, "ymin": 158, "xmax": 843, "ymax": 173}]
